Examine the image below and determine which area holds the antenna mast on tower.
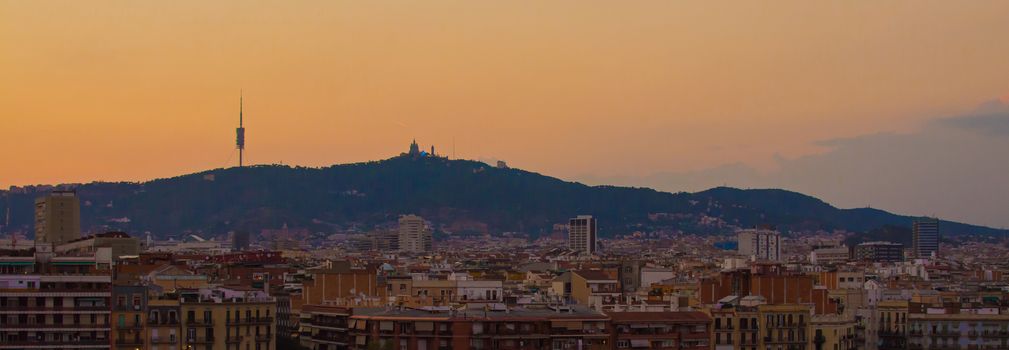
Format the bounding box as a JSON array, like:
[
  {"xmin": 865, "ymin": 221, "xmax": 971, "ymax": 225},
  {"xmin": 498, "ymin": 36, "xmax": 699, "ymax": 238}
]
[{"xmin": 236, "ymin": 91, "xmax": 246, "ymax": 167}]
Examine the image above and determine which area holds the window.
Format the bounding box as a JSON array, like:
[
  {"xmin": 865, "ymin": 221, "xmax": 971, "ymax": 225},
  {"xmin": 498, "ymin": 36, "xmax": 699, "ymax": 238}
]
[{"xmin": 617, "ymin": 340, "xmax": 630, "ymax": 348}]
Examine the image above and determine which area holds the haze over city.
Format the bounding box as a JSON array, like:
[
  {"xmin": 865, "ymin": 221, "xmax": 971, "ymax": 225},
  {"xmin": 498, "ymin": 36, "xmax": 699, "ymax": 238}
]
[
  {"xmin": 3, "ymin": 2, "xmax": 1009, "ymax": 227},
  {"xmin": 7, "ymin": 3, "xmax": 1009, "ymax": 350}
]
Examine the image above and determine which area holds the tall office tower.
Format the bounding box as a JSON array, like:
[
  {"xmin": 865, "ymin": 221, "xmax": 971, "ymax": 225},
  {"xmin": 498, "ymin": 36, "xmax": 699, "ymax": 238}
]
[
  {"xmin": 913, "ymin": 218, "xmax": 940, "ymax": 258},
  {"xmin": 737, "ymin": 228, "xmax": 782, "ymax": 261},
  {"xmin": 232, "ymin": 230, "xmax": 250, "ymax": 251},
  {"xmin": 34, "ymin": 190, "xmax": 81, "ymax": 245},
  {"xmin": 398, "ymin": 215, "xmax": 432, "ymax": 253},
  {"xmin": 568, "ymin": 215, "xmax": 597, "ymax": 254}
]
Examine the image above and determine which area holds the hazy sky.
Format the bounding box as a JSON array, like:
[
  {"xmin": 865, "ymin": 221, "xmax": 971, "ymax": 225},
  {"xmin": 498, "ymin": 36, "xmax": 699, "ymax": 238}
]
[{"xmin": 2, "ymin": 2, "xmax": 1008, "ymax": 226}]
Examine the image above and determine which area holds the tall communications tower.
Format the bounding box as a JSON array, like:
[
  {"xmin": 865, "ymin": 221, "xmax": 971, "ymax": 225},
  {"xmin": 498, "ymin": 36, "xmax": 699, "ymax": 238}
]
[{"xmin": 236, "ymin": 92, "xmax": 245, "ymax": 167}]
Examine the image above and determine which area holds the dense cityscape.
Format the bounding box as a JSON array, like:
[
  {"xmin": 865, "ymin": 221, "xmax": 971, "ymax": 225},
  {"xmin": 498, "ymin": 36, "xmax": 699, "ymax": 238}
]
[
  {"xmin": 3, "ymin": 152, "xmax": 1008, "ymax": 350},
  {"xmin": 4, "ymin": 3, "xmax": 1009, "ymax": 350}
]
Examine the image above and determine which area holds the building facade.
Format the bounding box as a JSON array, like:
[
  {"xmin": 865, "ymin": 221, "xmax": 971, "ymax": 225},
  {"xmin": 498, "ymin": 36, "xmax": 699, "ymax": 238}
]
[
  {"xmin": 34, "ymin": 190, "xmax": 81, "ymax": 246},
  {"xmin": 179, "ymin": 287, "xmax": 277, "ymax": 350},
  {"xmin": 398, "ymin": 215, "xmax": 432, "ymax": 254},
  {"xmin": 569, "ymin": 215, "xmax": 598, "ymax": 255},
  {"xmin": 912, "ymin": 219, "xmax": 939, "ymax": 259},
  {"xmin": 0, "ymin": 250, "xmax": 112, "ymax": 349},
  {"xmin": 609, "ymin": 312, "xmax": 711, "ymax": 350},
  {"xmin": 737, "ymin": 229, "xmax": 781, "ymax": 262},
  {"xmin": 854, "ymin": 242, "xmax": 904, "ymax": 263},
  {"xmin": 112, "ymin": 284, "xmax": 148, "ymax": 349}
]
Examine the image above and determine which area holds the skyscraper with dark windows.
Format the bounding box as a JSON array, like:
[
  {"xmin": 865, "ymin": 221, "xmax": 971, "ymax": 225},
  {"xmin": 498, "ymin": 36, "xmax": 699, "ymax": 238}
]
[
  {"xmin": 913, "ymin": 218, "xmax": 940, "ymax": 258},
  {"xmin": 568, "ymin": 215, "xmax": 597, "ymax": 255}
]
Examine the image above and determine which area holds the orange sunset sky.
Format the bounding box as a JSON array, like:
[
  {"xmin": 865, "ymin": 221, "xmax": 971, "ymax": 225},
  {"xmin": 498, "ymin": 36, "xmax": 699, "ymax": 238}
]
[{"xmin": 2, "ymin": 1, "xmax": 1009, "ymax": 226}]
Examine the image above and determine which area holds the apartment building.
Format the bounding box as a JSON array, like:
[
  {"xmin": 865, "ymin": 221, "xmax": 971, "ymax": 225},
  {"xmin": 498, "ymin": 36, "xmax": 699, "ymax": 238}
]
[
  {"xmin": 571, "ymin": 270, "xmax": 621, "ymax": 310},
  {"xmin": 0, "ymin": 248, "xmax": 112, "ymax": 349},
  {"xmin": 146, "ymin": 298, "xmax": 182, "ymax": 350},
  {"xmin": 906, "ymin": 303, "xmax": 1009, "ymax": 350},
  {"xmin": 757, "ymin": 304, "xmax": 812, "ymax": 350},
  {"xmin": 811, "ymin": 313, "xmax": 858, "ymax": 350},
  {"xmin": 179, "ymin": 287, "xmax": 277, "ymax": 350},
  {"xmin": 298, "ymin": 305, "xmax": 351, "ymax": 350},
  {"xmin": 347, "ymin": 305, "xmax": 611, "ymax": 350},
  {"xmin": 876, "ymin": 300, "xmax": 908, "ymax": 350},
  {"xmin": 112, "ymin": 284, "xmax": 148, "ymax": 349},
  {"xmin": 609, "ymin": 311, "xmax": 711, "ymax": 350}
]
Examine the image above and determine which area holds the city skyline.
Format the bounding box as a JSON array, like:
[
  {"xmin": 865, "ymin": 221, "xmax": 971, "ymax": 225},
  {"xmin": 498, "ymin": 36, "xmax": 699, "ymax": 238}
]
[{"xmin": 5, "ymin": 3, "xmax": 1009, "ymax": 350}]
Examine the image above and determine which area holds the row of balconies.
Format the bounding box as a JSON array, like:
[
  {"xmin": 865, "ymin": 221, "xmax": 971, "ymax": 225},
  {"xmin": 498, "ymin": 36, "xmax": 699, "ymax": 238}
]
[
  {"xmin": 0, "ymin": 340, "xmax": 109, "ymax": 346},
  {"xmin": 0, "ymin": 305, "xmax": 108, "ymax": 311},
  {"xmin": 113, "ymin": 338, "xmax": 143, "ymax": 346},
  {"xmin": 150, "ymin": 337, "xmax": 178, "ymax": 344},
  {"xmin": 0, "ymin": 322, "xmax": 110, "ymax": 328}
]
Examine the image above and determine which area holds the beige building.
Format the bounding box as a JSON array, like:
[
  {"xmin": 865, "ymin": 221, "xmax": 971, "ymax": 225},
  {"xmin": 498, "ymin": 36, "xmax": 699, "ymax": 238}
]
[
  {"xmin": 397, "ymin": 214, "xmax": 431, "ymax": 253},
  {"xmin": 56, "ymin": 231, "xmax": 141, "ymax": 260},
  {"xmin": 709, "ymin": 302, "xmax": 814, "ymax": 350},
  {"xmin": 147, "ymin": 298, "xmax": 183, "ymax": 350},
  {"xmin": 34, "ymin": 190, "xmax": 81, "ymax": 245},
  {"xmin": 759, "ymin": 304, "xmax": 812, "ymax": 350},
  {"xmin": 570, "ymin": 270, "xmax": 620, "ymax": 309},
  {"xmin": 876, "ymin": 300, "xmax": 909, "ymax": 350},
  {"xmin": 179, "ymin": 287, "xmax": 277, "ymax": 350},
  {"xmin": 812, "ymin": 312, "xmax": 858, "ymax": 350}
]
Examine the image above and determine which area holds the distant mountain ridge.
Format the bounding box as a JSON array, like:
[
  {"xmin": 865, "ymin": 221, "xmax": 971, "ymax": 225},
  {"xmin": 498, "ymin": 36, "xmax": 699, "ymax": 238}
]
[{"xmin": 1, "ymin": 155, "xmax": 1003, "ymax": 240}]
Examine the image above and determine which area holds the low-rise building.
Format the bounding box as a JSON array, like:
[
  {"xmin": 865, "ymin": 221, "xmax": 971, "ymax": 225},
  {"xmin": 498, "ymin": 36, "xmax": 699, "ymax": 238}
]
[
  {"xmin": 609, "ymin": 311, "xmax": 711, "ymax": 350},
  {"xmin": 347, "ymin": 305, "xmax": 611, "ymax": 350}
]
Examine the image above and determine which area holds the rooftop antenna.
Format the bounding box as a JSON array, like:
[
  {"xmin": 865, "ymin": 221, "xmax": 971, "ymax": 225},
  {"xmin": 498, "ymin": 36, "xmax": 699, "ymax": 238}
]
[{"xmin": 236, "ymin": 91, "xmax": 246, "ymax": 167}]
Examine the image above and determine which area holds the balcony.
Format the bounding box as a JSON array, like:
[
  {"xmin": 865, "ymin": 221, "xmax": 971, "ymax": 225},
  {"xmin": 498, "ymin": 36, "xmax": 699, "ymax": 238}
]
[
  {"xmin": 0, "ymin": 340, "xmax": 110, "ymax": 347},
  {"xmin": 148, "ymin": 318, "xmax": 180, "ymax": 326},
  {"xmin": 226, "ymin": 336, "xmax": 244, "ymax": 343},
  {"xmin": 187, "ymin": 336, "xmax": 215, "ymax": 344},
  {"xmin": 150, "ymin": 337, "xmax": 177, "ymax": 344},
  {"xmin": 116, "ymin": 322, "xmax": 145, "ymax": 330},
  {"xmin": 0, "ymin": 305, "xmax": 109, "ymax": 312},
  {"xmin": 227, "ymin": 317, "xmax": 274, "ymax": 325},
  {"xmin": 255, "ymin": 334, "xmax": 272, "ymax": 342},
  {"xmin": 0, "ymin": 322, "xmax": 110, "ymax": 329},
  {"xmin": 114, "ymin": 338, "xmax": 144, "ymax": 346},
  {"xmin": 186, "ymin": 318, "xmax": 214, "ymax": 327}
]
